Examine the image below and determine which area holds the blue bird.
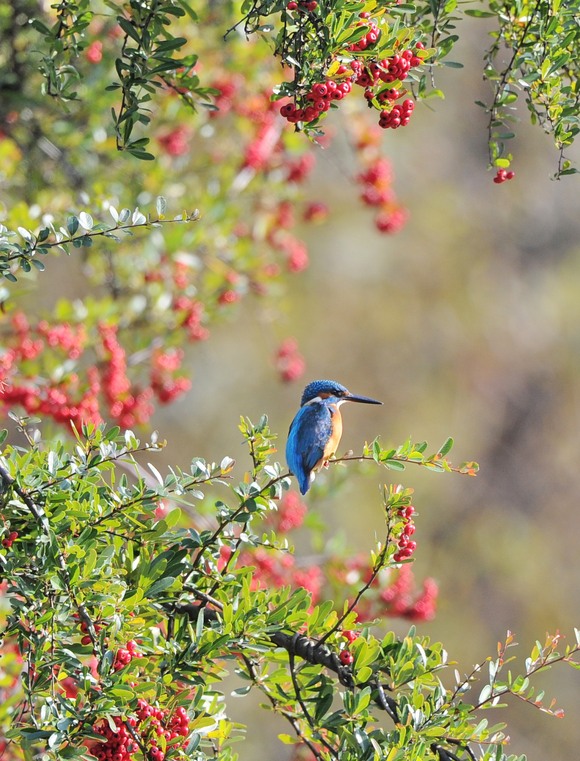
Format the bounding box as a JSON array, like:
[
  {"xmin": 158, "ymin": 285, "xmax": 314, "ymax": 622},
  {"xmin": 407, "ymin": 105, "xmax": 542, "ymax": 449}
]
[{"xmin": 286, "ymin": 379, "xmax": 382, "ymax": 495}]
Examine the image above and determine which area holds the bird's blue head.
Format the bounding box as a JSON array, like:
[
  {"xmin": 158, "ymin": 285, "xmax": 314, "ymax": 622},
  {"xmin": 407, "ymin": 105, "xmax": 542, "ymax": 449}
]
[{"xmin": 300, "ymin": 379, "xmax": 382, "ymax": 407}]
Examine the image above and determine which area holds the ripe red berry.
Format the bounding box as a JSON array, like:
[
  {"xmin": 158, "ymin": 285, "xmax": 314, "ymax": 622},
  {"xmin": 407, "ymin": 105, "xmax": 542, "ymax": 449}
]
[
  {"xmin": 340, "ymin": 650, "xmax": 354, "ymax": 665},
  {"xmin": 286, "ymin": 1, "xmax": 298, "ymax": 8},
  {"xmin": 312, "ymin": 83, "xmax": 328, "ymax": 102},
  {"xmin": 342, "ymin": 629, "xmax": 359, "ymax": 643},
  {"xmin": 303, "ymin": 106, "xmax": 318, "ymax": 122}
]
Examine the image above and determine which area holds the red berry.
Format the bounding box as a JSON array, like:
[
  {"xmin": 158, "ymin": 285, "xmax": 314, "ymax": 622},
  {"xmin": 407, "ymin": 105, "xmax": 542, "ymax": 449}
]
[
  {"xmin": 340, "ymin": 650, "xmax": 354, "ymax": 665},
  {"xmin": 312, "ymin": 82, "xmax": 328, "ymax": 99},
  {"xmin": 342, "ymin": 629, "xmax": 359, "ymax": 642},
  {"xmin": 280, "ymin": 103, "xmax": 295, "ymax": 118},
  {"xmin": 287, "ymin": 1, "xmax": 298, "ymax": 8}
]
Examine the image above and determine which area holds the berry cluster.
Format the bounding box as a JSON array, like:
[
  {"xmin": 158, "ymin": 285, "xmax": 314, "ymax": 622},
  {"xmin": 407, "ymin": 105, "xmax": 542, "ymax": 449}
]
[
  {"xmin": 157, "ymin": 125, "xmax": 192, "ymax": 157},
  {"xmin": 1, "ymin": 530, "xmax": 18, "ymax": 549},
  {"xmin": 357, "ymin": 156, "xmax": 409, "ymax": 234},
  {"xmin": 393, "ymin": 504, "xmax": 417, "ymax": 563},
  {"xmin": 493, "ymin": 168, "xmax": 515, "ymax": 183},
  {"xmin": 286, "ymin": 0, "xmax": 318, "ymax": 12},
  {"xmin": 275, "ymin": 338, "xmax": 306, "ymax": 383},
  {"xmin": 79, "ymin": 618, "xmax": 104, "ymax": 646},
  {"xmin": 380, "ymin": 565, "xmax": 438, "ymax": 621},
  {"xmin": 278, "ymin": 7, "xmax": 426, "ymax": 132},
  {"xmin": 266, "ymin": 490, "xmax": 308, "ymax": 532},
  {"xmin": 338, "ymin": 629, "xmax": 359, "ymax": 665},
  {"xmin": 90, "ymin": 716, "xmax": 138, "ymax": 761},
  {"xmin": 217, "ymin": 493, "xmax": 323, "ymax": 602},
  {"xmin": 279, "ymin": 42, "xmax": 424, "ymax": 132},
  {"xmin": 113, "ymin": 639, "xmax": 142, "ymax": 671},
  {"xmin": 90, "ymin": 702, "xmax": 189, "ymax": 761},
  {"xmin": 303, "ymin": 201, "xmax": 329, "ymax": 223},
  {"xmin": 280, "ymin": 79, "xmax": 352, "ymax": 125},
  {"xmin": 150, "ymin": 349, "xmax": 191, "ymax": 403},
  {"xmin": 378, "ymin": 98, "xmax": 414, "ymax": 130},
  {"xmin": 0, "ymin": 304, "xmax": 199, "ymax": 431},
  {"xmin": 347, "ymin": 14, "xmax": 380, "ymax": 52},
  {"xmin": 85, "ymin": 40, "xmax": 103, "ymax": 64}
]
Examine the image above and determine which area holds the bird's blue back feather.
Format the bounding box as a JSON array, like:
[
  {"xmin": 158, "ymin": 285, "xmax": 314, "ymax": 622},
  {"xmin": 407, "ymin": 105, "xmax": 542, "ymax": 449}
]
[{"xmin": 286, "ymin": 402, "xmax": 332, "ymax": 494}]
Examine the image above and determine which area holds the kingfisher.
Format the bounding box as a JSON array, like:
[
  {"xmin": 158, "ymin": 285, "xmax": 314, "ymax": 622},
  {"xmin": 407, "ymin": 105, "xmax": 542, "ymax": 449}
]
[{"xmin": 286, "ymin": 379, "xmax": 382, "ymax": 495}]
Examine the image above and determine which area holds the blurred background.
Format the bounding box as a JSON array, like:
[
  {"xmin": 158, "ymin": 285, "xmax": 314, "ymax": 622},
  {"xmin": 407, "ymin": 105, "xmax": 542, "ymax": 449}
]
[
  {"xmin": 143, "ymin": 20, "xmax": 580, "ymax": 761},
  {"xmin": 4, "ymin": 4, "xmax": 580, "ymax": 758}
]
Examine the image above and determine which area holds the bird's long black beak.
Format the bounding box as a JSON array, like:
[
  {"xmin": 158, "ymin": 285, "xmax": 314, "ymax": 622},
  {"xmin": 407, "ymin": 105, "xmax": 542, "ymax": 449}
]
[{"xmin": 345, "ymin": 393, "xmax": 383, "ymax": 405}]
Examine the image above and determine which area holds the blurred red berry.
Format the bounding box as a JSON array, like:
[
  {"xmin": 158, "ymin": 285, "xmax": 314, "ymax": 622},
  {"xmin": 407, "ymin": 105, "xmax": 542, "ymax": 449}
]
[{"xmin": 85, "ymin": 41, "xmax": 103, "ymax": 64}]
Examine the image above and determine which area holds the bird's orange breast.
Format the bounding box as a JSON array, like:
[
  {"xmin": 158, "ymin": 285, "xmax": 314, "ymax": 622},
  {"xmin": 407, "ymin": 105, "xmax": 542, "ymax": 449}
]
[{"xmin": 315, "ymin": 404, "xmax": 343, "ymax": 469}]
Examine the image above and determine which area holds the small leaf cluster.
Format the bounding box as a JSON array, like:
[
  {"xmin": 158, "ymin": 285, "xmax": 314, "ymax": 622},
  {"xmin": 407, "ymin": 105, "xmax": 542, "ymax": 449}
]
[{"xmin": 0, "ymin": 199, "xmax": 199, "ymax": 284}]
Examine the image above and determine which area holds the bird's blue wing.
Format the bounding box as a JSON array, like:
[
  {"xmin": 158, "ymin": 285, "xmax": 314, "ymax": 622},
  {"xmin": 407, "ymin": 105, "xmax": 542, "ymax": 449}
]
[{"xmin": 286, "ymin": 403, "xmax": 332, "ymax": 495}]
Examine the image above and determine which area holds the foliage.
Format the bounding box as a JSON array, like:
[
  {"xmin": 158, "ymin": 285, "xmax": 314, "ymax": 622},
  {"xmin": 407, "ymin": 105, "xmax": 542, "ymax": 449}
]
[
  {"xmin": 480, "ymin": 0, "xmax": 579, "ymax": 177},
  {"xmin": 1, "ymin": 417, "xmax": 578, "ymax": 760}
]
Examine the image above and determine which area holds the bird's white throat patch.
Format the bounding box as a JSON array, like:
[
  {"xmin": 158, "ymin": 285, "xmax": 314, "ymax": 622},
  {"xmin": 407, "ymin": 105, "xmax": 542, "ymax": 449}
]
[{"xmin": 304, "ymin": 396, "xmax": 346, "ymax": 408}]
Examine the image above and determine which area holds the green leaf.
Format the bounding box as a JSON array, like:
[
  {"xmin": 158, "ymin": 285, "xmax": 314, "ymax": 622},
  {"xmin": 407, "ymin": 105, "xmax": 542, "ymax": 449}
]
[
  {"xmin": 464, "ymin": 9, "xmax": 496, "ymax": 17},
  {"xmin": 117, "ymin": 16, "xmax": 142, "ymax": 43},
  {"xmin": 384, "ymin": 459, "xmax": 406, "ymax": 471},
  {"xmin": 438, "ymin": 437, "xmax": 454, "ymax": 457},
  {"xmin": 145, "ymin": 576, "xmax": 176, "ymax": 598},
  {"xmin": 66, "ymin": 216, "xmax": 79, "ymax": 236}
]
